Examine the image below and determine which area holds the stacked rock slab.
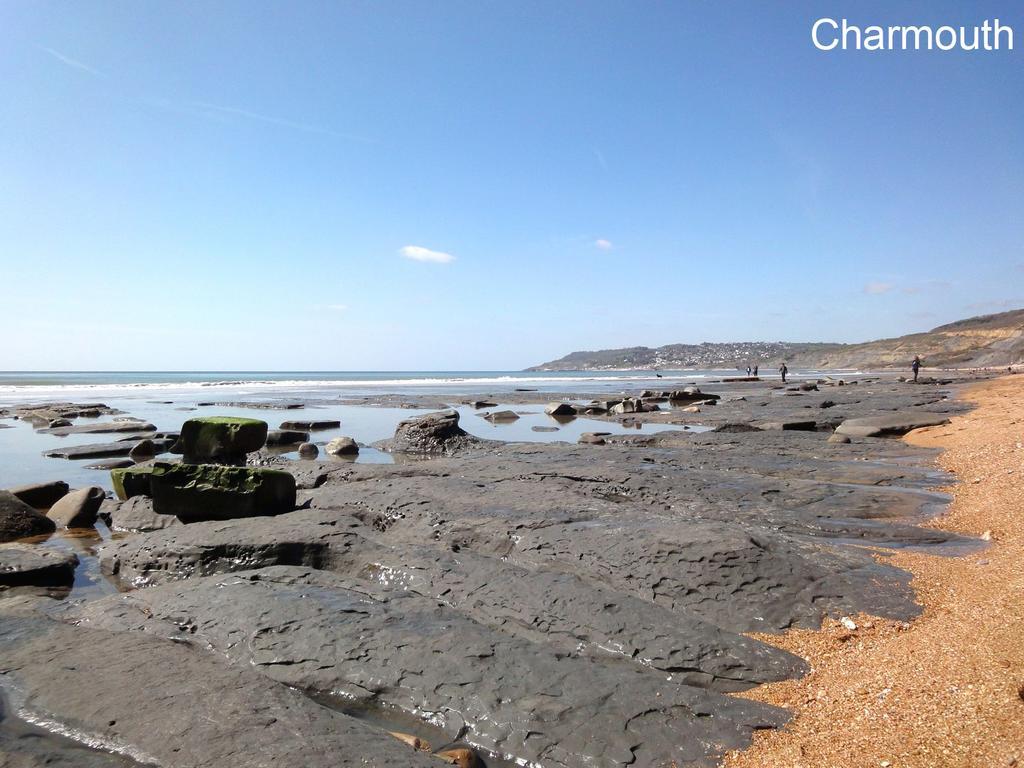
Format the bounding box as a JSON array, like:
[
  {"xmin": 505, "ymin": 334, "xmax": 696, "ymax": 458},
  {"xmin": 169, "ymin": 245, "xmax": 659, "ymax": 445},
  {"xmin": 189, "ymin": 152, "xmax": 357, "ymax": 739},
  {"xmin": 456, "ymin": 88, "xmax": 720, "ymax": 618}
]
[{"xmin": 112, "ymin": 417, "xmax": 296, "ymax": 522}]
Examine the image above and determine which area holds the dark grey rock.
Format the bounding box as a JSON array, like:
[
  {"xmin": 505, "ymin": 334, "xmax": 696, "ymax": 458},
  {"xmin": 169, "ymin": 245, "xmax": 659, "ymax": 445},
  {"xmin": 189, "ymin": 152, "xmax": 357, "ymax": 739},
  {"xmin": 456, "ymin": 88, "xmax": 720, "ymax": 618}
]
[
  {"xmin": 297, "ymin": 442, "xmax": 319, "ymax": 459},
  {"xmin": 41, "ymin": 421, "xmax": 157, "ymax": 437},
  {"xmin": 265, "ymin": 429, "xmax": 310, "ymax": 446},
  {"xmin": 101, "ymin": 497, "xmax": 181, "ymax": 533},
  {"xmin": 280, "ymin": 420, "xmax": 341, "ymax": 431},
  {"xmin": 0, "ymin": 492, "xmax": 55, "ymax": 543},
  {"xmin": 8, "ymin": 481, "xmax": 69, "ymax": 509},
  {"xmin": 75, "ymin": 567, "xmax": 787, "ymax": 767},
  {"xmin": 376, "ymin": 410, "xmax": 487, "ymax": 455},
  {"xmin": 0, "ymin": 544, "xmax": 77, "ymax": 587},
  {"xmin": 0, "ymin": 606, "xmax": 439, "ymax": 768}
]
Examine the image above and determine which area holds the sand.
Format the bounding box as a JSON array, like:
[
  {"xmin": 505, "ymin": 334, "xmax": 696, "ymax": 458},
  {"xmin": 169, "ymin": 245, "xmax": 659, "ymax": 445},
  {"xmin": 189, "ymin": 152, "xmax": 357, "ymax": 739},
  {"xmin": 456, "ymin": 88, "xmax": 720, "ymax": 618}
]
[{"xmin": 722, "ymin": 375, "xmax": 1024, "ymax": 768}]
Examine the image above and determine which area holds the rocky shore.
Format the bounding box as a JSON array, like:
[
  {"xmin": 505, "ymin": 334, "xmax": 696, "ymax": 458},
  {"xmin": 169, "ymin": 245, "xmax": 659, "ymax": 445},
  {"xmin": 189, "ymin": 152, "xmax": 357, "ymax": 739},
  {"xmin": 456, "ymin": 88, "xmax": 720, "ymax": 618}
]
[{"xmin": 0, "ymin": 373, "xmax": 993, "ymax": 766}]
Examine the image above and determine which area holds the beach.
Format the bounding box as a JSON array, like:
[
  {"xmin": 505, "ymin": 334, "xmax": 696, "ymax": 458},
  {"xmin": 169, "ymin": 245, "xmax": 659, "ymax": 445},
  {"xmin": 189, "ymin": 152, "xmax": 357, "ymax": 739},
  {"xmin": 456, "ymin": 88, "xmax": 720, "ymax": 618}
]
[
  {"xmin": 0, "ymin": 369, "xmax": 1013, "ymax": 767},
  {"xmin": 723, "ymin": 374, "xmax": 1024, "ymax": 768}
]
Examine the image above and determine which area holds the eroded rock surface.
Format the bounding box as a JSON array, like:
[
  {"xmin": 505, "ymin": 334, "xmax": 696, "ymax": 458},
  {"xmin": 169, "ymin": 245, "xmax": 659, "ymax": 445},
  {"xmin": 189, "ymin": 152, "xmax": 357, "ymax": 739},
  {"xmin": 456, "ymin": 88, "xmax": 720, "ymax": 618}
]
[{"xmin": 75, "ymin": 567, "xmax": 787, "ymax": 767}]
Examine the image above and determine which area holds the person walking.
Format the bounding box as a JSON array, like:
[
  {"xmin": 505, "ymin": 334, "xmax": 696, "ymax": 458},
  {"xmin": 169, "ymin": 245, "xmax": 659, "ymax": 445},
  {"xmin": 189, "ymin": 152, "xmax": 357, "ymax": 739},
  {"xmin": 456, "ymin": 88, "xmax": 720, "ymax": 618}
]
[
  {"xmin": 779, "ymin": 362, "xmax": 788, "ymax": 383},
  {"xmin": 912, "ymin": 355, "xmax": 921, "ymax": 382}
]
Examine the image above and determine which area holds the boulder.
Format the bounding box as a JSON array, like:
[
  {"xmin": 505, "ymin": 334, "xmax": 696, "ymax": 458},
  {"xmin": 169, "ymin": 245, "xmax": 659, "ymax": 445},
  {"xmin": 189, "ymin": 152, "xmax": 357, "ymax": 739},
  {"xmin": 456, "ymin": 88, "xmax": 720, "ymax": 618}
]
[
  {"xmin": 828, "ymin": 433, "xmax": 852, "ymax": 444},
  {"xmin": 378, "ymin": 411, "xmax": 482, "ymax": 455},
  {"xmin": 111, "ymin": 466, "xmax": 157, "ymax": 500},
  {"xmin": 544, "ymin": 403, "xmax": 577, "ymax": 416},
  {"xmin": 172, "ymin": 416, "xmax": 269, "ymax": 465},
  {"xmin": 468, "ymin": 401, "xmax": 497, "ymax": 409},
  {"xmin": 280, "ymin": 420, "xmax": 341, "ymax": 431},
  {"xmin": 610, "ymin": 398, "xmax": 640, "ymax": 415},
  {"xmin": 483, "ymin": 410, "xmax": 519, "ymax": 422},
  {"xmin": 578, "ymin": 432, "xmax": 608, "ymax": 445},
  {"xmin": 325, "ymin": 437, "xmax": 359, "ymax": 456},
  {"xmin": 148, "ymin": 462, "xmax": 297, "ymax": 521},
  {"xmin": 834, "ymin": 413, "xmax": 951, "ymax": 438},
  {"xmin": 0, "ymin": 490, "xmax": 56, "ymax": 543},
  {"xmin": 47, "ymin": 486, "xmax": 105, "ymax": 528},
  {"xmin": 298, "ymin": 442, "xmax": 320, "ymax": 459},
  {"xmin": 266, "ymin": 429, "xmax": 310, "ymax": 447},
  {"xmin": 0, "ymin": 543, "xmax": 77, "ymax": 587},
  {"xmin": 9, "ymin": 480, "xmax": 69, "ymax": 509}
]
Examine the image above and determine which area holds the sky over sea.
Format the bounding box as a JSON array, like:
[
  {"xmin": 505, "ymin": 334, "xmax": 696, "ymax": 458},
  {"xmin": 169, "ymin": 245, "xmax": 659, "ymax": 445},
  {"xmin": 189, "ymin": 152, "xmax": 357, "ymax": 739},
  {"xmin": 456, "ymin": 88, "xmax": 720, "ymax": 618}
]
[{"xmin": 1, "ymin": 1, "xmax": 1021, "ymax": 370}]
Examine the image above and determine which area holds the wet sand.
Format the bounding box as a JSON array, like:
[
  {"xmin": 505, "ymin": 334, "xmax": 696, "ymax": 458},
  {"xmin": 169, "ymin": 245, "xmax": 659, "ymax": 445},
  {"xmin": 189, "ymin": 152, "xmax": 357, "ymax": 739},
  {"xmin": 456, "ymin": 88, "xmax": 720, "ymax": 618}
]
[{"xmin": 723, "ymin": 374, "xmax": 1024, "ymax": 768}]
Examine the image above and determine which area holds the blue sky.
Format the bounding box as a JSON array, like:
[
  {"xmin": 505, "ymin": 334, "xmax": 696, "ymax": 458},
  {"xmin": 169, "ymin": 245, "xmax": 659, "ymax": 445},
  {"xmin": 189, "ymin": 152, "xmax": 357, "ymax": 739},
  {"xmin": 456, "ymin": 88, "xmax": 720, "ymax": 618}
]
[{"xmin": 1, "ymin": 1, "xmax": 1022, "ymax": 370}]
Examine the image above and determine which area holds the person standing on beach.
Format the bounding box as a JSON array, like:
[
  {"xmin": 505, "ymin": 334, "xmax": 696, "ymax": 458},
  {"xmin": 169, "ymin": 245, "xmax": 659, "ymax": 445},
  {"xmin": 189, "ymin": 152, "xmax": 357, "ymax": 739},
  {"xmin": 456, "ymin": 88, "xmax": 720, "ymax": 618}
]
[
  {"xmin": 746, "ymin": 365, "xmax": 752, "ymax": 376},
  {"xmin": 779, "ymin": 362, "xmax": 788, "ymax": 383},
  {"xmin": 753, "ymin": 364, "xmax": 758, "ymax": 377},
  {"xmin": 912, "ymin": 355, "xmax": 921, "ymax": 382}
]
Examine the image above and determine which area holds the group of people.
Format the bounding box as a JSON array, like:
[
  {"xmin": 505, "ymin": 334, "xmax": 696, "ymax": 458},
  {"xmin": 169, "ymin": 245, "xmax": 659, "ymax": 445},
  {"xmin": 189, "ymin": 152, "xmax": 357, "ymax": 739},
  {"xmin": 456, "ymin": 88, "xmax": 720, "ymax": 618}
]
[{"xmin": 744, "ymin": 363, "xmax": 788, "ymax": 381}]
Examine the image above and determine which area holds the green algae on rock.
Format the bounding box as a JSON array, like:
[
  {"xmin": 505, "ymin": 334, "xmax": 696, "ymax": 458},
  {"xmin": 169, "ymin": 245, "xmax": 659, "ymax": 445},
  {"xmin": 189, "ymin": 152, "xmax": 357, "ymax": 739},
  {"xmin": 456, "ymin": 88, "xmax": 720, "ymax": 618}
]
[
  {"xmin": 172, "ymin": 416, "xmax": 268, "ymax": 465},
  {"xmin": 111, "ymin": 466, "xmax": 156, "ymax": 500},
  {"xmin": 148, "ymin": 462, "xmax": 296, "ymax": 521}
]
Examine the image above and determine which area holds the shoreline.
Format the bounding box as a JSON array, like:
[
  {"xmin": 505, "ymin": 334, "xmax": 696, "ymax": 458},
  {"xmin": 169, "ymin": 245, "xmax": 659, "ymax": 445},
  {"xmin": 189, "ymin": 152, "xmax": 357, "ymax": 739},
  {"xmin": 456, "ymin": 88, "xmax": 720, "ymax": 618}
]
[{"xmin": 722, "ymin": 375, "xmax": 1024, "ymax": 767}]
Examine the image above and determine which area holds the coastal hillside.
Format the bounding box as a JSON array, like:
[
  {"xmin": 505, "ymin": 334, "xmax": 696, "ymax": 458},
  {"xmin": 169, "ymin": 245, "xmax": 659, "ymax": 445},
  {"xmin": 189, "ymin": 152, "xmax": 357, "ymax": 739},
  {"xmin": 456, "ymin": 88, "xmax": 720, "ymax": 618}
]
[{"xmin": 528, "ymin": 308, "xmax": 1024, "ymax": 370}]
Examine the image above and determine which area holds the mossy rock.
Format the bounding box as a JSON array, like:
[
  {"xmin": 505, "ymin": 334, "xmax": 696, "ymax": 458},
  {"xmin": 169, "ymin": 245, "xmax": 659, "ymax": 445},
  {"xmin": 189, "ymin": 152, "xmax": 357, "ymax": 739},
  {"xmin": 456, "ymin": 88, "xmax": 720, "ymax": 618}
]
[
  {"xmin": 111, "ymin": 466, "xmax": 156, "ymax": 500},
  {"xmin": 172, "ymin": 416, "xmax": 268, "ymax": 464},
  {"xmin": 148, "ymin": 462, "xmax": 296, "ymax": 521}
]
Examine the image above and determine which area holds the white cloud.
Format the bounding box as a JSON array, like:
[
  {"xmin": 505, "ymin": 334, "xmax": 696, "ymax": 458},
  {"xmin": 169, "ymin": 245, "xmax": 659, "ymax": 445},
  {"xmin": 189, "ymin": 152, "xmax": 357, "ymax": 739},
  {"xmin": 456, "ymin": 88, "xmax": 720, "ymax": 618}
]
[
  {"xmin": 594, "ymin": 239, "xmax": 614, "ymax": 251},
  {"xmin": 399, "ymin": 245, "xmax": 456, "ymax": 264},
  {"xmin": 326, "ymin": 304, "xmax": 348, "ymax": 311},
  {"xmin": 864, "ymin": 282, "xmax": 894, "ymax": 295},
  {"xmin": 40, "ymin": 46, "xmax": 101, "ymax": 76}
]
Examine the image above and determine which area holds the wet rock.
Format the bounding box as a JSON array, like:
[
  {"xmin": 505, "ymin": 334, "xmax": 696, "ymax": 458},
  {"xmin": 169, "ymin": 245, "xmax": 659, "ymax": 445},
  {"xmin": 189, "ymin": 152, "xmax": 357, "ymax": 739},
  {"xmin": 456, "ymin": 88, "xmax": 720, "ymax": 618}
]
[
  {"xmin": 280, "ymin": 420, "xmax": 340, "ymax": 431},
  {"xmin": 8, "ymin": 481, "xmax": 69, "ymax": 509},
  {"xmin": 531, "ymin": 426, "xmax": 559, "ymax": 432},
  {"xmin": 297, "ymin": 442, "xmax": 319, "ymax": 459},
  {"xmin": 828, "ymin": 433, "xmax": 852, "ymax": 444},
  {"xmin": 102, "ymin": 497, "xmax": 181, "ymax": 533},
  {"xmin": 47, "ymin": 417, "xmax": 72, "ymax": 428},
  {"xmin": 713, "ymin": 423, "xmax": 762, "ymax": 433},
  {"xmin": 76, "ymin": 567, "xmax": 787, "ymax": 767},
  {"xmin": 42, "ymin": 421, "xmax": 157, "ymax": 437},
  {"xmin": 0, "ymin": 607, "xmax": 439, "ymax": 768},
  {"xmin": 95, "ymin": 510, "xmax": 807, "ymax": 692},
  {"xmin": 610, "ymin": 398, "xmax": 642, "ymax": 414},
  {"xmin": 0, "ymin": 544, "xmax": 77, "ymax": 587},
  {"xmin": 482, "ymin": 410, "xmax": 519, "ymax": 422},
  {"xmin": 111, "ymin": 466, "xmax": 156, "ymax": 500},
  {"xmin": 325, "ymin": 437, "xmax": 359, "ymax": 456},
  {"xmin": 835, "ymin": 412, "xmax": 951, "ymax": 438},
  {"xmin": 47, "ymin": 486, "xmax": 105, "ymax": 528},
  {"xmin": 171, "ymin": 417, "xmax": 268, "ymax": 465},
  {"xmin": 669, "ymin": 387, "xmax": 721, "ymax": 403},
  {"xmin": 147, "ymin": 462, "xmax": 296, "ymax": 521},
  {"xmin": 0, "ymin": 491, "xmax": 56, "ymax": 543},
  {"xmin": 86, "ymin": 458, "xmax": 135, "ymax": 470},
  {"xmin": 756, "ymin": 420, "xmax": 818, "ymax": 431},
  {"xmin": 578, "ymin": 432, "xmax": 607, "ymax": 445},
  {"xmin": 544, "ymin": 402, "xmax": 577, "ymax": 416},
  {"xmin": 265, "ymin": 429, "xmax": 310, "ymax": 447},
  {"xmin": 467, "ymin": 401, "xmax": 497, "ymax": 409},
  {"xmin": 377, "ymin": 410, "xmax": 484, "ymax": 455},
  {"xmin": 128, "ymin": 439, "xmax": 158, "ymax": 460},
  {"xmin": 45, "ymin": 441, "xmax": 145, "ymax": 460}
]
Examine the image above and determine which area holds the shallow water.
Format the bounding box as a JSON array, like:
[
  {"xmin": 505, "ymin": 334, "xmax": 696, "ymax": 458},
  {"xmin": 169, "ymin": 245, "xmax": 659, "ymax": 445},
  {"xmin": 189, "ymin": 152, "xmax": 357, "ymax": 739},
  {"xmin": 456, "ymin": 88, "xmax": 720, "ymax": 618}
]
[{"xmin": 0, "ymin": 391, "xmax": 697, "ymax": 492}]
